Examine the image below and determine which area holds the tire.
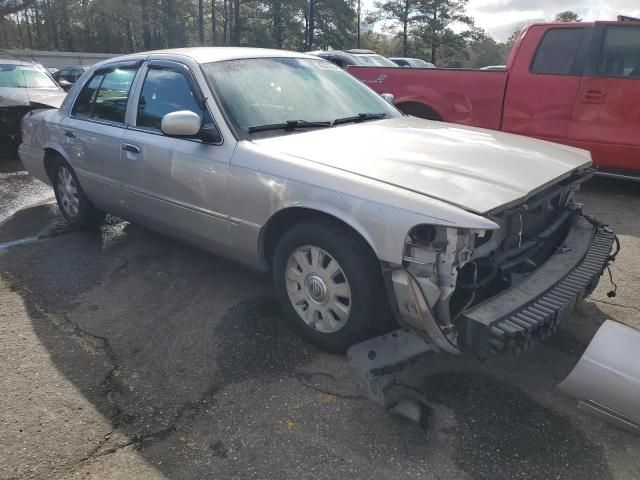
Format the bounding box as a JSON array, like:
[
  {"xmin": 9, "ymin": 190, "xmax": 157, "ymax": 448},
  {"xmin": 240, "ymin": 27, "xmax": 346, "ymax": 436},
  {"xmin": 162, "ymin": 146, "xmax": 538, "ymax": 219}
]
[
  {"xmin": 51, "ymin": 157, "xmax": 105, "ymax": 228},
  {"xmin": 273, "ymin": 219, "xmax": 392, "ymax": 353}
]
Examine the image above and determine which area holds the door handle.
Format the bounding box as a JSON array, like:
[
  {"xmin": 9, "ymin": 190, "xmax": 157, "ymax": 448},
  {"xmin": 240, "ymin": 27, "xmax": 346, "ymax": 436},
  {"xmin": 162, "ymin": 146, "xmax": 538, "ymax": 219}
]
[
  {"xmin": 121, "ymin": 143, "xmax": 141, "ymax": 154},
  {"xmin": 582, "ymin": 89, "xmax": 606, "ymax": 103},
  {"xmin": 64, "ymin": 130, "xmax": 76, "ymax": 139}
]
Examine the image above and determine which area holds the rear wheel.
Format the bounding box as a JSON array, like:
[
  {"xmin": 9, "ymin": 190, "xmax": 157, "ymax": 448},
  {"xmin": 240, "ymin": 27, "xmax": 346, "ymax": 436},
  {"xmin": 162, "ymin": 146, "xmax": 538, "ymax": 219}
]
[
  {"xmin": 52, "ymin": 157, "xmax": 105, "ymax": 228},
  {"xmin": 273, "ymin": 219, "xmax": 391, "ymax": 352}
]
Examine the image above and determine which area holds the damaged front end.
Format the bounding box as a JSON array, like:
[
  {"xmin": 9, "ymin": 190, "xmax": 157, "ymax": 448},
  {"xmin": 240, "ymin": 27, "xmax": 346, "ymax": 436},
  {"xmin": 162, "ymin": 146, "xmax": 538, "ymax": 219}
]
[
  {"xmin": 348, "ymin": 169, "xmax": 619, "ymax": 422},
  {"xmin": 389, "ymin": 169, "xmax": 617, "ymax": 357}
]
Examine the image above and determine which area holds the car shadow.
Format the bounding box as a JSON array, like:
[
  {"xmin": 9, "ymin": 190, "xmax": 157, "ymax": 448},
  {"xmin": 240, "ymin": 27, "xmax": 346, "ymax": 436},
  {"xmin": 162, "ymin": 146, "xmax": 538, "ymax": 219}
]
[{"xmin": 0, "ymin": 207, "xmax": 625, "ymax": 479}]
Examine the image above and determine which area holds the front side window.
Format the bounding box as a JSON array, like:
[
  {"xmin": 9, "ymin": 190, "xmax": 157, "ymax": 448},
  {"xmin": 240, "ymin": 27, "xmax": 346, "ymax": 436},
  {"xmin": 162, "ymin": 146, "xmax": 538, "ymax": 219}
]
[
  {"xmin": 202, "ymin": 57, "xmax": 400, "ymax": 134},
  {"xmin": 136, "ymin": 68, "xmax": 203, "ymax": 131},
  {"xmin": 531, "ymin": 28, "xmax": 585, "ymax": 75},
  {"xmin": 71, "ymin": 65, "xmax": 138, "ymax": 124},
  {"xmin": 597, "ymin": 26, "xmax": 640, "ymax": 77}
]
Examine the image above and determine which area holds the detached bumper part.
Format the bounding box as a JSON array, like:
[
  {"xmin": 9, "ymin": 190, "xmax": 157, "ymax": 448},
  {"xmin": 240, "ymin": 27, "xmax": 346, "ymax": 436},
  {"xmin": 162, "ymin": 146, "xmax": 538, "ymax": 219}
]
[
  {"xmin": 558, "ymin": 320, "xmax": 640, "ymax": 434},
  {"xmin": 463, "ymin": 216, "xmax": 615, "ymax": 356},
  {"xmin": 347, "ymin": 328, "xmax": 439, "ymax": 424}
]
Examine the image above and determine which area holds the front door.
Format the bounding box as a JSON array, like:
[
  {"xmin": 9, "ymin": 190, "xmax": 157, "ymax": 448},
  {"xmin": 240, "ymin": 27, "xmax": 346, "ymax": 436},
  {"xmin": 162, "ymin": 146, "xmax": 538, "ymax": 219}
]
[
  {"xmin": 120, "ymin": 60, "xmax": 231, "ymax": 250},
  {"xmin": 569, "ymin": 23, "xmax": 640, "ymax": 172}
]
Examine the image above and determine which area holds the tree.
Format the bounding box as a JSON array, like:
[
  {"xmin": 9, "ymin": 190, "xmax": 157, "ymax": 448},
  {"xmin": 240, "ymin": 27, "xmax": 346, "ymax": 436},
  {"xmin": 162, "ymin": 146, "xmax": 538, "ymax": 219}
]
[
  {"xmin": 372, "ymin": 0, "xmax": 422, "ymax": 56},
  {"xmin": 0, "ymin": 0, "xmax": 34, "ymax": 18},
  {"xmin": 465, "ymin": 28, "xmax": 502, "ymax": 68},
  {"xmin": 554, "ymin": 10, "xmax": 581, "ymax": 22},
  {"xmin": 415, "ymin": 0, "xmax": 474, "ymax": 64}
]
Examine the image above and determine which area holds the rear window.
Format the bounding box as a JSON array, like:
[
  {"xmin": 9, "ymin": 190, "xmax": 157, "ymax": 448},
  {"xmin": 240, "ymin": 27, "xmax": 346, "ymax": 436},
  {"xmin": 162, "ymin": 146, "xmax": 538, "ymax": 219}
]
[
  {"xmin": 531, "ymin": 28, "xmax": 585, "ymax": 75},
  {"xmin": 71, "ymin": 65, "xmax": 138, "ymax": 124},
  {"xmin": 597, "ymin": 26, "xmax": 640, "ymax": 77}
]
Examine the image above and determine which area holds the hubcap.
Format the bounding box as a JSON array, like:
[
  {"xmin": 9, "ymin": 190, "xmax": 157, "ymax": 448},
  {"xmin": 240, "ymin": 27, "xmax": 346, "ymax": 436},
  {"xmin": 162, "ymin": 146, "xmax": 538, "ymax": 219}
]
[
  {"xmin": 285, "ymin": 245, "xmax": 352, "ymax": 333},
  {"xmin": 57, "ymin": 166, "xmax": 79, "ymax": 218},
  {"xmin": 306, "ymin": 275, "xmax": 328, "ymax": 304}
]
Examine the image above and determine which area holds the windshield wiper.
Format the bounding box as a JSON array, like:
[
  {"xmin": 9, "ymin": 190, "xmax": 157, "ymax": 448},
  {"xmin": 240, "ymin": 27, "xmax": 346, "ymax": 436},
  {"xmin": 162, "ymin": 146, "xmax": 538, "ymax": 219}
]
[
  {"xmin": 332, "ymin": 112, "xmax": 387, "ymax": 126},
  {"xmin": 247, "ymin": 119, "xmax": 332, "ymax": 133}
]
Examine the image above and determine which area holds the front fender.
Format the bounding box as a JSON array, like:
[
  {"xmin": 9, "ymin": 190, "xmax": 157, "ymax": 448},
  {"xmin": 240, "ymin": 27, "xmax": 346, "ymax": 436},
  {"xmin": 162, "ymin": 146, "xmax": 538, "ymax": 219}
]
[{"xmin": 228, "ymin": 141, "xmax": 498, "ymax": 267}]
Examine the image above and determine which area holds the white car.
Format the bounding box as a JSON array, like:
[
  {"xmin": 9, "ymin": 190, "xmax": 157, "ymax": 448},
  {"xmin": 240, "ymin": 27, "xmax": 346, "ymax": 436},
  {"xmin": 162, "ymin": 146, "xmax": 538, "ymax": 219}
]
[
  {"xmin": 19, "ymin": 48, "xmax": 615, "ymax": 356},
  {"xmin": 0, "ymin": 59, "xmax": 66, "ymax": 142}
]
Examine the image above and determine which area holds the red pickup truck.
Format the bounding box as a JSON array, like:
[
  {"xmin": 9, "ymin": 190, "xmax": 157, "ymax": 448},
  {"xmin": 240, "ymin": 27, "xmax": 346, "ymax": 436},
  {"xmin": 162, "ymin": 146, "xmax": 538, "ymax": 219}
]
[{"xmin": 349, "ymin": 20, "xmax": 640, "ymax": 179}]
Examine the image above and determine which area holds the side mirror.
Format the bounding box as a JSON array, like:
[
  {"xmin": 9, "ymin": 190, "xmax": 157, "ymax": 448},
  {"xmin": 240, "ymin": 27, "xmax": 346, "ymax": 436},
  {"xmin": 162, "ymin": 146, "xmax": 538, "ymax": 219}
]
[
  {"xmin": 381, "ymin": 93, "xmax": 395, "ymax": 104},
  {"xmin": 161, "ymin": 110, "xmax": 222, "ymax": 144},
  {"xmin": 58, "ymin": 79, "xmax": 73, "ymax": 91},
  {"xmin": 161, "ymin": 110, "xmax": 202, "ymax": 137}
]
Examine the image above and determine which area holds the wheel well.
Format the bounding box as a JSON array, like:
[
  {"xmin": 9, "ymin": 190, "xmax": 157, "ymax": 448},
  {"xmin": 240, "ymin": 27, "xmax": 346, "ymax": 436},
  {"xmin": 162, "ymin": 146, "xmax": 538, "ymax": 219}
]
[
  {"xmin": 396, "ymin": 101, "xmax": 442, "ymax": 121},
  {"xmin": 261, "ymin": 207, "xmax": 378, "ymax": 269},
  {"xmin": 43, "ymin": 148, "xmax": 63, "ymax": 183}
]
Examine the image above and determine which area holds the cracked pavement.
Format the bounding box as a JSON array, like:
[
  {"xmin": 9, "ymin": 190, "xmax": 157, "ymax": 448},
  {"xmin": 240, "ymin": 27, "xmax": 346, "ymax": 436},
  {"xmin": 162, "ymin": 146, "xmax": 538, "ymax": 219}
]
[{"xmin": 0, "ymin": 150, "xmax": 639, "ymax": 479}]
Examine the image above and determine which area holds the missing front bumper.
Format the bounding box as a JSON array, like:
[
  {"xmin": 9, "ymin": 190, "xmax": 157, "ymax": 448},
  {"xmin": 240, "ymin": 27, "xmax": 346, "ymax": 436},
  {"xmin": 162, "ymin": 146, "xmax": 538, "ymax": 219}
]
[{"xmin": 462, "ymin": 216, "xmax": 615, "ymax": 356}]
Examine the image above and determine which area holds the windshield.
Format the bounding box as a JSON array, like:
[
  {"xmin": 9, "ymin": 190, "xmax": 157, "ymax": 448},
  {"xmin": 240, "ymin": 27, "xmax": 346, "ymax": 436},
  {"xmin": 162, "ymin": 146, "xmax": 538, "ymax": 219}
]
[
  {"xmin": 354, "ymin": 54, "xmax": 398, "ymax": 67},
  {"xmin": 203, "ymin": 57, "xmax": 400, "ymax": 134},
  {"xmin": 0, "ymin": 64, "xmax": 58, "ymax": 89}
]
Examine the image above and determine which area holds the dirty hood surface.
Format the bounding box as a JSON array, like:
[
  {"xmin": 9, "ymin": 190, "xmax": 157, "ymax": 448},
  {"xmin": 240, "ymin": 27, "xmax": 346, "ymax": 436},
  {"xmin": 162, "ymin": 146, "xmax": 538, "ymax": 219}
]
[
  {"xmin": 0, "ymin": 87, "xmax": 66, "ymax": 109},
  {"xmin": 254, "ymin": 116, "xmax": 591, "ymax": 214}
]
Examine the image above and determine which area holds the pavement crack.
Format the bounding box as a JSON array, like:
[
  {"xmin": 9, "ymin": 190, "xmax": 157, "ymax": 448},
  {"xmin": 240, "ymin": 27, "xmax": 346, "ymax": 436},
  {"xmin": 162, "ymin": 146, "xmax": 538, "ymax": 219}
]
[
  {"xmin": 292, "ymin": 370, "xmax": 366, "ymax": 401},
  {"xmin": 79, "ymin": 429, "xmax": 134, "ymax": 464},
  {"xmin": 135, "ymin": 381, "xmax": 221, "ymax": 448}
]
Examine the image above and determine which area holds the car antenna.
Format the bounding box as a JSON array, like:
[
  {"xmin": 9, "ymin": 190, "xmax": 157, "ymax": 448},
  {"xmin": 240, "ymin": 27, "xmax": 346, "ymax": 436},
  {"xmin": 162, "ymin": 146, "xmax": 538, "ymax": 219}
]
[{"xmin": 0, "ymin": 49, "xmax": 32, "ymax": 106}]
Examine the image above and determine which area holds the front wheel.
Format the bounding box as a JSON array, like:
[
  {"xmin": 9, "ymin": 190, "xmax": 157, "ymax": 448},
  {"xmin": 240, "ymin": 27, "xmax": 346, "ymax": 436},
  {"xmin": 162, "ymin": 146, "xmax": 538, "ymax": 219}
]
[
  {"xmin": 52, "ymin": 157, "xmax": 105, "ymax": 228},
  {"xmin": 273, "ymin": 220, "xmax": 391, "ymax": 353}
]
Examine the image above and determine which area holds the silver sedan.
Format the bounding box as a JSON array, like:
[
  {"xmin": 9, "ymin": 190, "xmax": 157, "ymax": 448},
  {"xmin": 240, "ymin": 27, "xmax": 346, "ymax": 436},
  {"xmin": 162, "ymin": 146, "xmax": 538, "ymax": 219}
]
[{"xmin": 19, "ymin": 48, "xmax": 613, "ymax": 356}]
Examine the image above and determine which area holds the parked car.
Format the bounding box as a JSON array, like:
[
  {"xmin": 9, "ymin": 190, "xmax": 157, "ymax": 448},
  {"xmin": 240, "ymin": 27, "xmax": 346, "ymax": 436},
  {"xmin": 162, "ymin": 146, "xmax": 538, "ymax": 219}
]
[
  {"xmin": 52, "ymin": 66, "xmax": 89, "ymax": 91},
  {"xmin": 0, "ymin": 59, "xmax": 66, "ymax": 143},
  {"xmin": 19, "ymin": 48, "xmax": 614, "ymax": 357},
  {"xmin": 390, "ymin": 57, "xmax": 435, "ymax": 68},
  {"xmin": 308, "ymin": 49, "xmax": 398, "ymax": 68},
  {"xmin": 349, "ymin": 20, "xmax": 640, "ymax": 179}
]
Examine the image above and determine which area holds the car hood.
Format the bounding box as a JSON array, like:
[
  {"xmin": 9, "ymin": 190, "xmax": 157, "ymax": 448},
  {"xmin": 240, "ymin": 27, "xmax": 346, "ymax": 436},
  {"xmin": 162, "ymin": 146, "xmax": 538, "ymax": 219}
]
[
  {"xmin": 0, "ymin": 87, "xmax": 66, "ymax": 109},
  {"xmin": 253, "ymin": 116, "xmax": 591, "ymax": 214}
]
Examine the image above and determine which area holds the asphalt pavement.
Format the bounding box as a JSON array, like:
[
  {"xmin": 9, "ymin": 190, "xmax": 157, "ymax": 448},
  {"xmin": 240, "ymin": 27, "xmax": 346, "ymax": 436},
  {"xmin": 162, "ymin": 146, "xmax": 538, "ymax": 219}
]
[{"xmin": 1, "ymin": 149, "xmax": 639, "ymax": 480}]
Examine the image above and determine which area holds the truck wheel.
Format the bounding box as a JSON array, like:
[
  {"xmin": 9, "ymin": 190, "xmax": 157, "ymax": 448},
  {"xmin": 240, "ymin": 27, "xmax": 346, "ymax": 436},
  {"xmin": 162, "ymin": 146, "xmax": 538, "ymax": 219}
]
[
  {"xmin": 273, "ymin": 219, "xmax": 391, "ymax": 353},
  {"xmin": 52, "ymin": 157, "xmax": 105, "ymax": 228}
]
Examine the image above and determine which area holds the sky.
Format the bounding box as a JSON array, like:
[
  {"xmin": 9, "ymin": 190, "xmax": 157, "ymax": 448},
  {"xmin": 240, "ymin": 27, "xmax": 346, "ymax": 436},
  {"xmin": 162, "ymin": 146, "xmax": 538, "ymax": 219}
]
[{"xmin": 363, "ymin": 0, "xmax": 640, "ymax": 42}]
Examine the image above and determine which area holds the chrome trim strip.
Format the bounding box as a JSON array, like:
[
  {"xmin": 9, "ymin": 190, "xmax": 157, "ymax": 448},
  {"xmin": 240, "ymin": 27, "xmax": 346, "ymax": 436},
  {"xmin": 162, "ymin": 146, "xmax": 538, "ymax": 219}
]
[
  {"xmin": 125, "ymin": 184, "xmax": 229, "ymax": 222},
  {"xmin": 75, "ymin": 168, "xmax": 122, "ymax": 188}
]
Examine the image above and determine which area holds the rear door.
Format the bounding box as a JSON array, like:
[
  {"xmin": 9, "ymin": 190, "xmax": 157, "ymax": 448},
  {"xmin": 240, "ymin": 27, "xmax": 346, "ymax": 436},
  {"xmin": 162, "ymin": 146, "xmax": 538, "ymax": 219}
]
[
  {"xmin": 502, "ymin": 25, "xmax": 589, "ymax": 143},
  {"xmin": 568, "ymin": 23, "xmax": 640, "ymax": 172},
  {"xmin": 61, "ymin": 61, "xmax": 141, "ymax": 210}
]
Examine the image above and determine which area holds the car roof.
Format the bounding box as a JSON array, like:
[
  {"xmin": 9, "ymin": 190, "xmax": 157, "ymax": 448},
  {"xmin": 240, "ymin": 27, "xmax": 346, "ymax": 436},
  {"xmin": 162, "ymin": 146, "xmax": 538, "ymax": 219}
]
[{"xmin": 138, "ymin": 47, "xmax": 316, "ymax": 64}]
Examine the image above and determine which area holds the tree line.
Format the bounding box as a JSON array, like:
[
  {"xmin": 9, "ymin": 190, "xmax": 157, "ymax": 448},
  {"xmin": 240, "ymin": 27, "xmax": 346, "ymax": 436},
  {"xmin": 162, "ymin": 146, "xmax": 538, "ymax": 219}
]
[{"xmin": 0, "ymin": 0, "xmax": 582, "ymax": 68}]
